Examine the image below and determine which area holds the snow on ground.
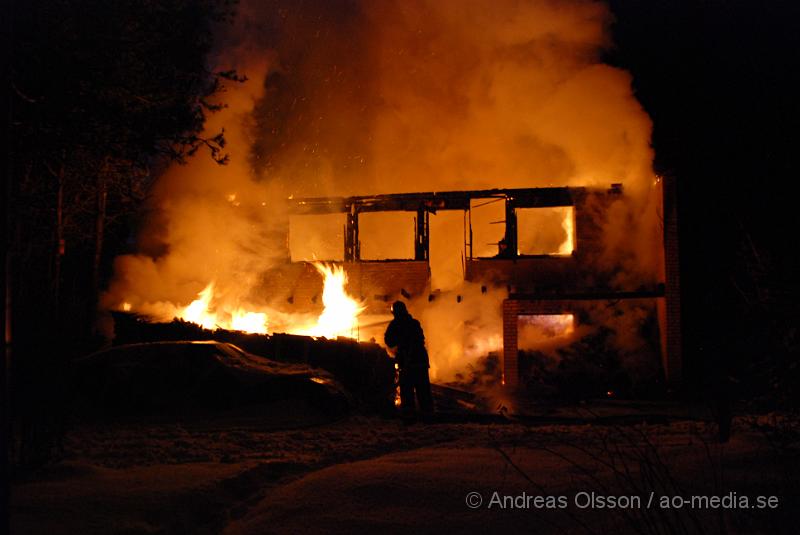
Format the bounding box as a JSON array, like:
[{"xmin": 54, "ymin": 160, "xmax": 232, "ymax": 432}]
[
  {"xmin": 11, "ymin": 409, "xmax": 800, "ymax": 534},
  {"xmin": 223, "ymin": 418, "xmax": 798, "ymax": 535}
]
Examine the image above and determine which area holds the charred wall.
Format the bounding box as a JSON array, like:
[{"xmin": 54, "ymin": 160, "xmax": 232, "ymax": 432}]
[{"xmin": 465, "ymin": 187, "xmax": 626, "ymax": 294}]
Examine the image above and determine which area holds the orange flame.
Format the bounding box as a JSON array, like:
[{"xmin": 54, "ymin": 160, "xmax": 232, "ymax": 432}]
[
  {"xmin": 174, "ymin": 283, "xmax": 269, "ymax": 334},
  {"xmin": 180, "ymin": 282, "xmax": 218, "ymax": 330},
  {"xmin": 231, "ymin": 309, "xmax": 269, "ymax": 334},
  {"xmin": 300, "ymin": 263, "xmax": 365, "ymax": 338},
  {"xmin": 168, "ymin": 262, "xmax": 363, "ymax": 338},
  {"xmin": 559, "ymin": 208, "xmax": 575, "ymax": 255}
]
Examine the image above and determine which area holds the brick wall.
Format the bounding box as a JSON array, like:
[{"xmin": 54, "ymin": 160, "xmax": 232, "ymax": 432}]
[
  {"xmin": 466, "ymin": 256, "xmax": 577, "ymax": 292},
  {"xmin": 497, "ymin": 182, "xmax": 682, "ymax": 390}
]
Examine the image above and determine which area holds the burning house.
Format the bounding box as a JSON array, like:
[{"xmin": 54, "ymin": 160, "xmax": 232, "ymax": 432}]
[
  {"xmin": 250, "ymin": 180, "xmax": 680, "ymax": 392},
  {"xmin": 102, "ymin": 0, "xmax": 677, "ymax": 398}
]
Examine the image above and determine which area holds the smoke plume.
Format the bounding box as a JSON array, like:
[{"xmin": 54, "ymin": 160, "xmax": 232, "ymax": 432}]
[{"xmin": 104, "ymin": 0, "xmax": 662, "ymax": 382}]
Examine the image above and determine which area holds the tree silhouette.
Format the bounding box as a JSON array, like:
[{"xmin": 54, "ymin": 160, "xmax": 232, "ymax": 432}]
[{"xmin": 7, "ymin": 0, "xmax": 242, "ymax": 467}]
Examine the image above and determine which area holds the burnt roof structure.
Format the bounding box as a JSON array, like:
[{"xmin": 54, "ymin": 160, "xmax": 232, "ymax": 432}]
[
  {"xmin": 288, "ymin": 186, "xmax": 615, "ymax": 262},
  {"xmin": 289, "ymin": 186, "xmax": 584, "ymax": 215}
]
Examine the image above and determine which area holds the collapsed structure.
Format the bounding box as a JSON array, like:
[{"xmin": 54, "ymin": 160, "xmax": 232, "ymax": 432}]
[{"xmin": 259, "ymin": 180, "xmax": 681, "ymax": 389}]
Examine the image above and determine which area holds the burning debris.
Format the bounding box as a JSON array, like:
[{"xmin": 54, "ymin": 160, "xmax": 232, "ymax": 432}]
[{"xmin": 167, "ymin": 263, "xmax": 365, "ymax": 339}]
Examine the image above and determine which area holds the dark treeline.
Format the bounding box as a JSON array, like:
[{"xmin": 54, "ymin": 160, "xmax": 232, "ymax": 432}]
[{"xmin": 7, "ymin": 0, "xmax": 240, "ymax": 468}]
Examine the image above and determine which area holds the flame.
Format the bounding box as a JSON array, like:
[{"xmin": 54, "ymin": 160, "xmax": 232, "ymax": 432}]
[
  {"xmin": 176, "ymin": 283, "xmax": 268, "ymax": 334},
  {"xmin": 180, "ymin": 282, "xmax": 218, "ymax": 330},
  {"xmin": 231, "ymin": 309, "xmax": 269, "ymax": 334},
  {"xmin": 559, "ymin": 207, "xmax": 575, "ymax": 255},
  {"xmin": 518, "ymin": 313, "xmax": 575, "ymax": 352},
  {"xmin": 305, "ymin": 263, "xmax": 365, "ymax": 338},
  {"xmin": 526, "ymin": 313, "xmax": 574, "ymax": 337},
  {"xmin": 165, "ymin": 263, "xmax": 363, "ymax": 338}
]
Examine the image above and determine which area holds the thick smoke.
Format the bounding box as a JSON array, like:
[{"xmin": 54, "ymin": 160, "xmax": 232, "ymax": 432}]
[
  {"xmin": 104, "ymin": 0, "xmax": 662, "ymax": 382},
  {"xmin": 240, "ymin": 0, "xmax": 661, "ymax": 282},
  {"xmin": 103, "ymin": 56, "xmax": 282, "ymax": 320}
]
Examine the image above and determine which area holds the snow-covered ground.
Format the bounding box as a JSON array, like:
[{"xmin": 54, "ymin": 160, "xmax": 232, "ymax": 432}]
[{"xmin": 11, "ymin": 409, "xmax": 800, "ymax": 534}]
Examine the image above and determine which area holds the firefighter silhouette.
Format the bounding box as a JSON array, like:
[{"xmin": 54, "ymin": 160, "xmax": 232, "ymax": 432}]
[{"xmin": 384, "ymin": 301, "xmax": 434, "ymax": 419}]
